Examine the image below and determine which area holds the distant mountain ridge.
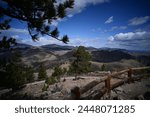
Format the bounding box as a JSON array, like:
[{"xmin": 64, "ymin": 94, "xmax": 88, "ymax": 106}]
[
  {"xmin": 41, "ymin": 44, "xmax": 75, "ymax": 51},
  {"xmin": 1, "ymin": 43, "xmax": 150, "ymax": 69},
  {"xmin": 11, "ymin": 43, "xmax": 150, "ymax": 54},
  {"xmin": 12, "ymin": 43, "xmax": 33, "ymax": 49},
  {"xmin": 91, "ymin": 50, "xmax": 134, "ymax": 62}
]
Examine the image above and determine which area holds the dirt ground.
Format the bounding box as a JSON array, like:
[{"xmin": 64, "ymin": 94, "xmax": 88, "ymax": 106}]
[{"xmin": 0, "ymin": 76, "xmax": 150, "ymax": 100}]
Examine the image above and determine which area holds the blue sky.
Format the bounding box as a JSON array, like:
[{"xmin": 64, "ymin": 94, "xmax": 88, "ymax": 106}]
[{"xmin": 1, "ymin": 0, "xmax": 150, "ymax": 51}]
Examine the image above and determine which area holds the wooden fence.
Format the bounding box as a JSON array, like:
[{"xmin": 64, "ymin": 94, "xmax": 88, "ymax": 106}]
[
  {"xmin": 71, "ymin": 66, "xmax": 150, "ymax": 99},
  {"xmin": 104, "ymin": 66, "xmax": 150, "ymax": 95}
]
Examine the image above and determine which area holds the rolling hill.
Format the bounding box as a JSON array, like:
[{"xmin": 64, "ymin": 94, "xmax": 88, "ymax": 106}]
[{"xmin": 0, "ymin": 43, "xmax": 150, "ymax": 71}]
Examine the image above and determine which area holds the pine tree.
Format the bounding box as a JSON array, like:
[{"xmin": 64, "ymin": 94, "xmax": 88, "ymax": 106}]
[
  {"xmin": 69, "ymin": 46, "xmax": 92, "ymax": 79},
  {"xmin": 0, "ymin": 16, "xmax": 16, "ymax": 48},
  {"xmin": 45, "ymin": 76, "xmax": 57, "ymax": 85},
  {"xmin": 38, "ymin": 64, "xmax": 48, "ymax": 80},
  {"xmin": 52, "ymin": 66, "xmax": 63, "ymax": 82},
  {"xmin": 5, "ymin": 63, "xmax": 26, "ymax": 89},
  {"xmin": 25, "ymin": 66, "xmax": 34, "ymax": 83},
  {"xmin": 0, "ymin": 0, "xmax": 74, "ymax": 44},
  {"xmin": 101, "ymin": 64, "xmax": 106, "ymax": 71},
  {"xmin": 62, "ymin": 68, "xmax": 67, "ymax": 81},
  {"xmin": 45, "ymin": 66, "xmax": 65, "ymax": 85},
  {"xmin": 0, "ymin": 50, "xmax": 27, "ymax": 90}
]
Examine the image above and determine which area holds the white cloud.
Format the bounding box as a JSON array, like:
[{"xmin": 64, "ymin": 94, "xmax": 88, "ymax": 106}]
[
  {"xmin": 52, "ymin": 0, "xmax": 109, "ymax": 26},
  {"xmin": 105, "ymin": 16, "xmax": 113, "ymax": 24},
  {"xmin": 135, "ymin": 25, "xmax": 150, "ymax": 32},
  {"xmin": 108, "ymin": 36, "xmax": 114, "ymax": 41},
  {"xmin": 111, "ymin": 26, "xmax": 127, "ymax": 31},
  {"xmin": 108, "ymin": 31, "xmax": 150, "ymax": 50},
  {"xmin": 12, "ymin": 35, "xmax": 19, "ymax": 39},
  {"xmin": 0, "ymin": 28, "xmax": 28, "ymax": 40},
  {"xmin": 119, "ymin": 26, "xmax": 127, "ymax": 30},
  {"xmin": 8, "ymin": 28, "xmax": 28, "ymax": 34},
  {"xmin": 108, "ymin": 31, "xmax": 148, "ymax": 41},
  {"xmin": 51, "ymin": 20, "xmax": 59, "ymax": 27},
  {"xmin": 22, "ymin": 36, "xmax": 65, "ymax": 46},
  {"xmin": 129, "ymin": 16, "xmax": 150, "ymax": 26},
  {"xmin": 51, "ymin": 18, "xmax": 67, "ymax": 26},
  {"xmin": 22, "ymin": 36, "xmax": 103, "ymax": 47},
  {"xmin": 1, "ymin": 28, "xmax": 28, "ymax": 34},
  {"xmin": 111, "ymin": 26, "xmax": 118, "ymax": 30},
  {"xmin": 92, "ymin": 26, "xmax": 127, "ymax": 33},
  {"xmin": 68, "ymin": 14, "xmax": 73, "ymax": 18},
  {"xmin": 68, "ymin": 37, "xmax": 102, "ymax": 47},
  {"xmin": 57, "ymin": 0, "xmax": 109, "ymax": 16},
  {"xmin": 67, "ymin": 0, "xmax": 109, "ymax": 16}
]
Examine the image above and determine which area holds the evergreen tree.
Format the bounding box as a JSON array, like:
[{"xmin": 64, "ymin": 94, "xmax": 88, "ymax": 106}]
[
  {"xmin": 62, "ymin": 68, "xmax": 67, "ymax": 81},
  {"xmin": 0, "ymin": 0, "xmax": 74, "ymax": 44},
  {"xmin": 69, "ymin": 46, "xmax": 92, "ymax": 79},
  {"xmin": 25, "ymin": 66, "xmax": 34, "ymax": 83},
  {"xmin": 45, "ymin": 66, "xmax": 65, "ymax": 85},
  {"xmin": 0, "ymin": 50, "xmax": 27, "ymax": 90},
  {"xmin": 52, "ymin": 66, "xmax": 63, "ymax": 82},
  {"xmin": 0, "ymin": 15, "xmax": 16, "ymax": 48},
  {"xmin": 45, "ymin": 76, "xmax": 57, "ymax": 85},
  {"xmin": 101, "ymin": 64, "xmax": 106, "ymax": 71},
  {"xmin": 42, "ymin": 83, "xmax": 49, "ymax": 92},
  {"xmin": 38, "ymin": 64, "xmax": 48, "ymax": 80},
  {"xmin": 5, "ymin": 63, "xmax": 26, "ymax": 89}
]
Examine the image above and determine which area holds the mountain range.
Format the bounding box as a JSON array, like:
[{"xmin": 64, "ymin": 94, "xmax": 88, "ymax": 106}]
[
  {"xmin": 0, "ymin": 43, "xmax": 150, "ymax": 71},
  {"xmin": 13, "ymin": 43, "xmax": 150, "ymax": 54}
]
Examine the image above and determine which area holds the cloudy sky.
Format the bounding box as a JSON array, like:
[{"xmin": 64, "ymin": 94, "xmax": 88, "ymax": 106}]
[{"xmin": 1, "ymin": 0, "xmax": 150, "ymax": 51}]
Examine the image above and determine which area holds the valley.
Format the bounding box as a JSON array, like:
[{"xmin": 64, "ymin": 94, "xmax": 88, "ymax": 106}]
[{"xmin": 0, "ymin": 43, "xmax": 150, "ymax": 100}]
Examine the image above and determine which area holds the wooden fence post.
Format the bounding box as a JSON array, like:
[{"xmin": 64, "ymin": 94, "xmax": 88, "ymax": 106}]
[
  {"xmin": 105, "ymin": 76, "xmax": 111, "ymax": 94},
  {"xmin": 128, "ymin": 68, "xmax": 133, "ymax": 83},
  {"xmin": 71, "ymin": 86, "xmax": 81, "ymax": 100}
]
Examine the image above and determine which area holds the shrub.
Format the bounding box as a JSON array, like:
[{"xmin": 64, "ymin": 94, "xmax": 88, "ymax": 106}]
[
  {"xmin": 38, "ymin": 64, "xmax": 48, "ymax": 80},
  {"xmin": 42, "ymin": 84, "xmax": 49, "ymax": 92}
]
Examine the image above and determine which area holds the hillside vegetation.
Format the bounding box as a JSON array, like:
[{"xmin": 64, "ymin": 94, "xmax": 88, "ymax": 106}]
[{"xmin": 0, "ymin": 44, "xmax": 150, "ymax": 99}]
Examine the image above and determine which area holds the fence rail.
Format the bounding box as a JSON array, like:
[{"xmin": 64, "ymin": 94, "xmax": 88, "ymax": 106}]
[
  {"xmin": 104, "ymin": 66, "xmax": 150, "ymax": 95},
  {"xmin": 71, "ymin": 66, "xmax": 150, "ymax": 99}
]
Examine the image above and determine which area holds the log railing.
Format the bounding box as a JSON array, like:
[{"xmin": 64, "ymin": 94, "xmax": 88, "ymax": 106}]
[
  {"xmin": 104, "ymin": 66, "xmax": 150, "ymax": 96},
  {"xmin": 71, "ymin": 66, "xmax": 150, "ymax": 99}
]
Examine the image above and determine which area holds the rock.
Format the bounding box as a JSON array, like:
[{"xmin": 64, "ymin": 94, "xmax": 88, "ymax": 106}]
[
  {"xmin": 61, "ymin": 89, "xmax": 69, "ymax": 95},
  {"xmin": 40, "ymin": 92, "xmax": 49, "ymax": 99},
  {"xmin": 49, "ymin": 83, "xmax": 63, "ymax": 93},
  {"xmin": 48, "ymin": 92, "xmax": 64, "ymax": 100},
  {"xmin": 114, "ymin": 87, "xmax": 123, "ymax": 93}
]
